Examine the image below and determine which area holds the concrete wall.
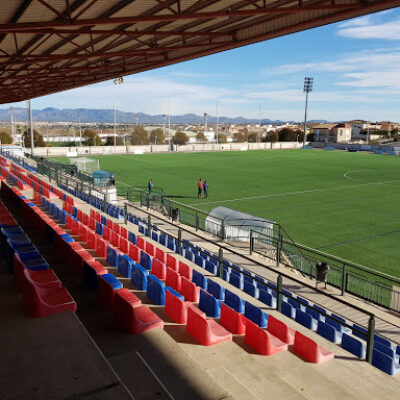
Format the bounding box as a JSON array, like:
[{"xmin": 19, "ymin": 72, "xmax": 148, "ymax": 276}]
[{"xmin": 33, "ymin": 141, "xmax": 303, "ymax": 157}]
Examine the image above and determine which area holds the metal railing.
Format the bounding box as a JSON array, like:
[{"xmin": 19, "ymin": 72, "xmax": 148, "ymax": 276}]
[{"xmin": 252, "ymin": 230, "xmax": 400, "ymax": 311}]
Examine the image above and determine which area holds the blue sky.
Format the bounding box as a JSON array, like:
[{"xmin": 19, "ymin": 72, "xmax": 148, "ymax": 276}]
[{"xmin": 2, "ymin": 8, "xmax": 400, "ymax": 122}]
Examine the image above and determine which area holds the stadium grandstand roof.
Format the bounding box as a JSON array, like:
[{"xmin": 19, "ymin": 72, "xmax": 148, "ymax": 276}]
[{"xmin": 1, "ymin": 0, "xmax": 400, "ymax": 104}]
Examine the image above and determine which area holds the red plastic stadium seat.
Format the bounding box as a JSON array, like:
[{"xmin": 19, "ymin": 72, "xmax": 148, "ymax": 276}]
[
  {"xmin": 136, "ymin": 236, "xmax": 145, "ymax": 251},
  {"xmin": 13, "ymin": 254, "xmax": 61, "ymax": 292},
  {"xmin": 82, "ymin": 213, "xmax": 89, "ymax": 226},
  {"xmin": 78, "ymin": 224, "xmax": 88, "ymax": 243},
  {"xmin": 120, "ymin": 226, "xmax": 128, "ymax": 239},
  {"xmin": 96, "ymin": 237, "xmax": 107, "ymax": 258},
  {"xmin": 116, "ymin": 304, "xmax": 164, "ymax": 334},
  {"xmin": 166, "ymin": 254, "xmax": 178, "ymax": 271},
  {"xmin": 267, "ymin": 314, "xmax": 295, "ymax": 345},
  {"xmin": 113, "ymin": 288, "xmax": 142, "ymax": 328},
  {"xmin": 180, "ymin": 276, "xmax": 200, "ymax": 302},
  {"xmin": 97, "ymin": 277, "xmax": 122, "ymax": 310},
  {"xmin": 128, "ymin": 243, "xmax": 140, "ymax": 263},
  {"xmin": 186, "ymin": 305, "xmax": 232, "ymax": 346},
  {"xmin": 89, "ymin": 217, "xmax": 97, "ymax": 231},
  {"xmin": 152, "ymin": 258, "xmax": 166, "ymax": 280},
  {"xmin": 87, "ymin": 230, "xmax": 97, "ymax": 250},
  {"xmin": 21, "ymin": 270, "xmax": 76, "ymax": 318},
  {"xmin": 245, "ymin": 320, "xmax": 288, "ymax": 355},
  {"xmin": 165, "ymin": 290, "xmax": 191, "ymax": 324},
  {"xmin": 111, "ymin": 230, "xmax": 120, "ymax": 248},
  {"xmin": 103, "ymin": 226, "xmax": 111, "ymax": 242},
  {"xmin": 166, "ymin": 267, "xmax": 181, "ymax": 291},
  {"xmin": 155, "ymin": 247, "xmax": 166, "ymax": 263},
  {"xmin": 178, "ymin": 261, "xmax": 192, "ymax": 280},
  {"xmin": 119, "ymin": 238, "xmax": 129, "ymax": 254},
  {"xmin": 113, "ymin": 223, "xmax": 121, "ymax": 235},
  {"xmin": 219, "ymin": 303, "xmax": 247, "ymax": 335},
  {"xmin": 145, "ymin": 242, "xmax": 155, "ymax": 257},
  {"xmin": 293, "ymin": 331, "xmax": 335, "ymax": 363}
]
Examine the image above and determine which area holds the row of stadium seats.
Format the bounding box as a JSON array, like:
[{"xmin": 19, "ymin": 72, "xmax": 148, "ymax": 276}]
[{"xmin": 0, "ymin": 188, "xmax": 76, "ymax": 318}]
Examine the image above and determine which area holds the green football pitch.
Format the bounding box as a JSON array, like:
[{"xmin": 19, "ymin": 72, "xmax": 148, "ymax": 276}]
[{"xmin": 55, "ymin": 150, "xmax": 400, "ymax": 277}]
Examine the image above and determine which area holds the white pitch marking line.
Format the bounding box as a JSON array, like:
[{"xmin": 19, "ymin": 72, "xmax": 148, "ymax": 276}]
[
  {"xmin": 192, "ymin": 178, "xmax": 400, "ymax": 206},
  {"xmin": 135, "ymin": 350, "xmax": 175, "ymax": 400},
  {"xmin": 222, "ymin": 367, "xmax": 263, "ymax": 400}
]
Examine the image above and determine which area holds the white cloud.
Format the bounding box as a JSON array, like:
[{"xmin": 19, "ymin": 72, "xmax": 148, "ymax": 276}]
[{"xmin": 338, "ymin": 20, "xmax": 400, "ymax": 40}]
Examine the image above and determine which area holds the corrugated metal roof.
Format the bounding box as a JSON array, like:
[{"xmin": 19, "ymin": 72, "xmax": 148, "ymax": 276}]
[{"xmin": 0, "ymin": 0, "xmax": 399, "ymax": 104}]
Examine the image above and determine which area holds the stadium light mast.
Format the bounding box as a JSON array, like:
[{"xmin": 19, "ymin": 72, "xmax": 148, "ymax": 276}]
[
  {"xmin": 168, "ymin": 99, "xmax": 172, "ymax": 151},
  {"xmin": 79, "ymin": 117, "xmax": 82, "ymax": 147},
  {"xmin": 162, "ymin": 114, "xmax": 166, "ymax": 146},
  {"xmin": 303, "ymin": 77, "xmax": 313, "ymax": 147},
  {"xmin": 216, "ymin": 102, "xmax": 219, "ymax": 146},
  {"xmin": 113, "ymin": 100, "xmax": 117, "ymax": 146},
  {"xmin": 28, "ymin": 99, "xmax": 34, "ymax": 154}
]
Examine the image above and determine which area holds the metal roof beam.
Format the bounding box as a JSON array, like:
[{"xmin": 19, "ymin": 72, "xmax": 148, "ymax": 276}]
[{"xmin": 0, "ymin": 4, "xmax": 367, "ymax": 32}]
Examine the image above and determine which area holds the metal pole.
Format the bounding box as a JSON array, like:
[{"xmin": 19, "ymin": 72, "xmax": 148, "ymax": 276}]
[
  {"xmin": 113, "ymin": 99, "xmax": 117, "ymax": 147},
  {"xmin": 366, "ymin": 315, "xmax": 375, "ymax": 364},
  {"xmin": 216, "ymin": 102, "xmax": 219, "ymax": 147},
  {"xmin": 249, "ymin": 230, "xmax": 254, "ymax": 255},
  {"xmin": 79, "ymin": 117, "xmax": 82, "ymax": 147},
  {"xmin": 168, "ymin": 100, "xmax": 172, "ymax": 151},
  {"xmin": 147, "ymin": 215, "xmax": 151, "ymax": 237},
  {"xmin": 303, "ymin": 91, "xmax": 309, "ymax": 147},
  {"xmin": 341, "ymin": 264, "xmax": 347, "ymax": 296},
  {"xmin": 277, "ymin": 274, "xmax": 283, "ymax": 312},
  {"xmin": 218, "ymin": 248, "xmax": 223, "ymax": 279},
  {"xmin": 29, "ymin": 99, "xmax": 34, "ymax": 154},
  {"xmin": 178, "ymin": 228, "xmax": 182, "ymax": 255},
  {"xmin": 124, "ymin": 203, "xmax": 127, "ymax": 225}
]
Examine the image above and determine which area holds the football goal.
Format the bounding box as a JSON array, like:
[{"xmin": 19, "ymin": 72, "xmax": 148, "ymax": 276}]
[{"xmin": 69, "ymin": 157, "xmax": 100, "ymax": 173}]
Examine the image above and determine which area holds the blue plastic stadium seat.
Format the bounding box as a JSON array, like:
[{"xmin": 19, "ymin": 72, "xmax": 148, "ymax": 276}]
[
  {"xmin": 199, "ymin": 289, "xmax": 222, "ymax": 318},
  {"xmin": 206, "ymin": 280, "xmax": 225, "ymax": 300},
  {"xmin": 258, "ymin": 289, "xmax": 276, "ymax": 308},
  {"xmin": 306, "ymin": 307, "xmax": 325, "ymax": 322},
  {"xmin": 138, "ymin": 225, "xmax": 145, "ymax": 235},
  {"xmin": 167, "ymin": 240, "xmax": 176, "ymax": 252},
  {"xmin": 317, "ymin": 321, "xmax": 342, "ymax": 344},
  {"xmin": 118, "ymin": 254, "xmax": 135, "ymax": 279},
  {"xmin": 194, "ymin": 254, "xmax": 205, "ymax": 268},
  {"xmin": 330, "ymin": 313, "xmax": 351, "ymax": 333},
  {"xmin": 128, "ymin": 231, "xmax": 137, "ymax": 245},
  {"xmin": 374, "ymin": 335, "xmax": 394, "ymax": 349},
  {"xmin": 281, "ymin": 301, "xmax": 296, "ymax": 319},
  {"xmin": 313, "ymin": 304, "xmax": 327, "ymax": 315},
  {"xmin": 295, "ymin": 310, "xmax": 317, "ymax": 331},
  {"xmin": 352, "ymin": 324, "xmax": 368, "ymax": 340},
  {"xmin": 224, "ymin": 289, "xmax": 245, "ymax": 314},
  {"xmin": 159, "ymin": 234, "xmax": 167, "ymax": 246},
  {"xmin": 95, "ymin": 221, "xmax": 103, "ymax": 236},
  {"xmin": 228, "ymin": 273, "xmax": 244, "ymax": 290},
  {"xmin": 106, "ymin": 246, "xmax": 119, "ymax": 267},
  {"xmin": 230, "ymin": 268, "xmax": 242, "ymax": 277},
  {"xmin": 151, "ymin": 231, "xmax": 159, "ymax": 242},
  {"xmin": 244, "ymin": 301, "xmax": 268, "ymax": 328},
  {"xmin": 205, "ymin": 260, "xmax": 218, "ymax": 275},
  {"xmin": 287, "ymin": 297, "xmax": 302, "ymax": 310},
  {"xmin": 374, "ymin": 342, "xmax": 399, "ymax": 362},
  {"xmin": 372, "ymin": 349, "xmax": 400, "ymax": 375},
  {"xmin": 131, "ymin": 264, "xmax": 149, "ymax": 291},
  {"xmin": 243, "ymin": 280, "xmax": 259, "ymax": 298},
  {"xmin": 100, "ymin": 273, "xmax": 123, "ymax": 290},
  {"xmin": 140, "ymin": 250, "xmax": 152, "ymax": 270},
  {"xmin": 192, "ymin": 269, "xmax": 208, "ymax": 289},
  {"xmin": 184, "ymin": 250, "xmax": 195, "ymax": 262},
  {"xmin": 146, "ymin": 275, "xmax": 166, "ymax": 305}
]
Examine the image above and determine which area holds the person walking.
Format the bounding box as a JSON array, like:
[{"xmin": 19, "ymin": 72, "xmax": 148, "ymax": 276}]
[
  {"xmin": 148, "ymin": 179, "xmax": 153, "ymax": 194},
  {"xmin": 203, "ymin": 181, "xmax": 208, "ymax": 199},
  {"xmin": 197, "ymin": 178, "xmax": 203, "ymax": 198}
]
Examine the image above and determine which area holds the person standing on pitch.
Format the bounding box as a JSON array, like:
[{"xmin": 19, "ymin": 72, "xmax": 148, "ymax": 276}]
[
  {"xmin": 197, "ymin": 178, "xmax": 203, "ymax": 198},
  {"xmin": 203, "ymin": 181, "xmax": 208, "ymax": 199},
  {"xmin": 148, "ymin": 179, "xmax": 153, "ymax": 194}
]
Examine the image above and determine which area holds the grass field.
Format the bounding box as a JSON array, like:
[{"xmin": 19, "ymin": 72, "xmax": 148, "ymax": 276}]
[{"xmin": 54, "ymin": 149, "xmax": 400, "ymax": 278}]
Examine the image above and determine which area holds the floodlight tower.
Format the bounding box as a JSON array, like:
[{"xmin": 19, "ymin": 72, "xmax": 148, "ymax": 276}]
[
  {"xmin": 303, "ymin": 77, "xmax": 313, "ymax": 147},
  {"xmin": 28, "ymin": 99, "xmax": 34, "ymax": 154},
  {"xmin": 113, "ymin": 100, "xmax": 117, "ymax": 146},
  {"xmin": 204, "ymin": 112, "xmax": 208, "ymax": 135},
  {"xmin": 162, "ymin": 114, "xmax": 166, "ymax": 145},
  {"xmin": 216, "ymin": 103, "xmax": 219, "ymax": 145}
]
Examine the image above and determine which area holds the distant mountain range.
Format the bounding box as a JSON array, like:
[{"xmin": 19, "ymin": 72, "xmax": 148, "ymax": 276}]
[{"xmin": 0, "ymin": 107, "xmax": 329, "ymax": 125}]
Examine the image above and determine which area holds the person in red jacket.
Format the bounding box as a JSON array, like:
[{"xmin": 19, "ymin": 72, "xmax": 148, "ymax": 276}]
[{"xmin": 197, "ymin": 178, "xmax": 203, "ymax": 198}]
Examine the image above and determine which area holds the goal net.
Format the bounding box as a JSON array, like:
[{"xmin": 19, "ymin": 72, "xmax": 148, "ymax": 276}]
[{"xmin": 69, "ymin": 157, "xmax": 100, "ymax": 173}]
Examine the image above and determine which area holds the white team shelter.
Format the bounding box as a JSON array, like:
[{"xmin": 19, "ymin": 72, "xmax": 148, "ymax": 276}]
[{"xmin": 205, "ymin": 206, "xmax": 275, "ymax": 242}]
